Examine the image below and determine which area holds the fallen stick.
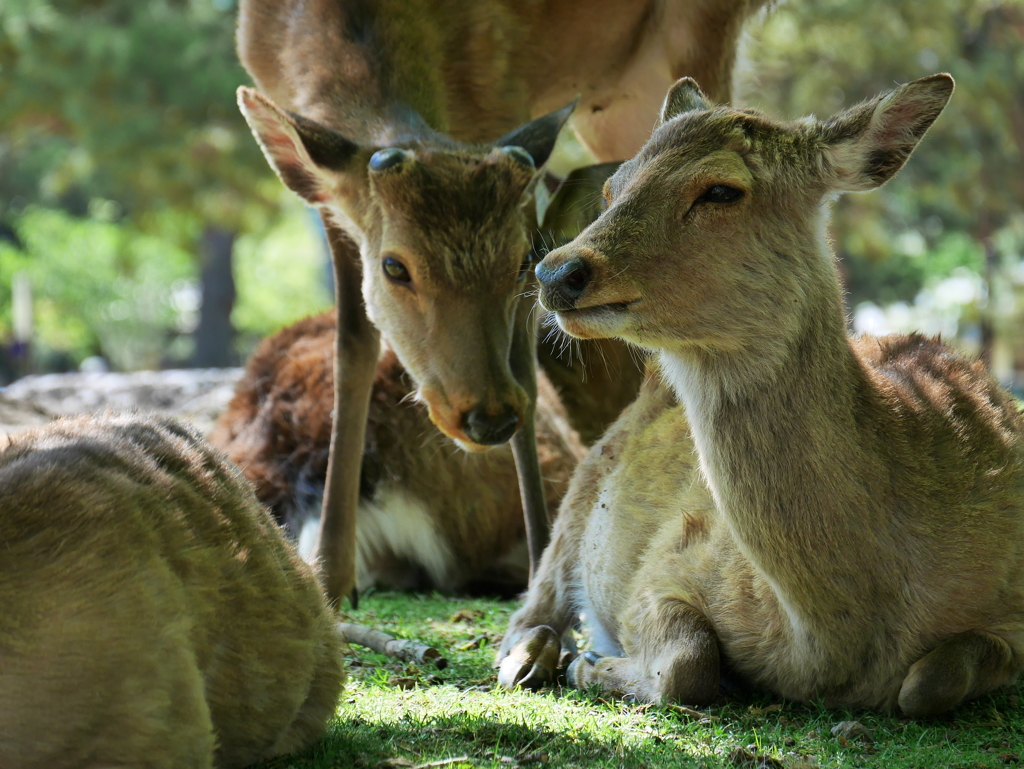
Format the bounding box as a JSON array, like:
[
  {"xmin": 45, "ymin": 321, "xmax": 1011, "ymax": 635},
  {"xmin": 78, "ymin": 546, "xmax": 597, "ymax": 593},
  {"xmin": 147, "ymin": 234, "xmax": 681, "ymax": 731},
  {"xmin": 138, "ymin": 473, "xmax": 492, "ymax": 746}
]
[{"xmin": 337, "ymin": 622, "xmax": 448, "ymax": 669}]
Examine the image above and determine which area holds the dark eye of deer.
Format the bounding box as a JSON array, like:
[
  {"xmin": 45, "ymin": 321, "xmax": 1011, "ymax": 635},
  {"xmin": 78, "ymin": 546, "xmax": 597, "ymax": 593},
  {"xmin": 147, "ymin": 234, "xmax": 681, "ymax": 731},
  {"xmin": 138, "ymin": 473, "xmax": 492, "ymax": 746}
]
[
  {"xmin": 698, "ymin": 185, "xmax": 744, "ymax": 204},
  {"xmin": 382, "ymin": 256, "xmax": 411, "ymax": 284}
]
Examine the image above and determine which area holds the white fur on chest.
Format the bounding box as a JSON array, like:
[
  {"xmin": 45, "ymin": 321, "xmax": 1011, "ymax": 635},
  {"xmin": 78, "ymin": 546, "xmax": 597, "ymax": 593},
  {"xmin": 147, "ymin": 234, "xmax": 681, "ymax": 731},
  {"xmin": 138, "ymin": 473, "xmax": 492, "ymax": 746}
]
[
  {"xmin": 297, "ymin": 486, "xmax": 454, "ymax": 589},
  {"xmin": 575, "ymin": 485, "xmax": 628, "ymax": 656}
]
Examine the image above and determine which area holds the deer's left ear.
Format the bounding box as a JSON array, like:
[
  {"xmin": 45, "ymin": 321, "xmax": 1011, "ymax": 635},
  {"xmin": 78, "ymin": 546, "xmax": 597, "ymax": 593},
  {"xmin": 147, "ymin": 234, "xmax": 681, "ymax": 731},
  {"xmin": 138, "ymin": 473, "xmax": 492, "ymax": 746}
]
[
  {"xmin": 658, "ymin": 78, "xmax": 713, "ymax": 126},
  {"xmin": 816, "ymin": 74, "xmax": 954, "ymax": 192}
]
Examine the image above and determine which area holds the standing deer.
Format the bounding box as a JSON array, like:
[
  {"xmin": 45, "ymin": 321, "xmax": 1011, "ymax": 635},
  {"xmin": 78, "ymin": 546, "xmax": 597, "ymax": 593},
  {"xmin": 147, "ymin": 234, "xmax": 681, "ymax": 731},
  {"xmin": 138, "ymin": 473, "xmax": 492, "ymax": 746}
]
[
  {"xmin": 235, "ymin": 0, "xmax": 768, "ymax": 607},
  {"xmin": 210, "ymin": 309, "xmax": 585, "ymax": 593},
  {"xmin": 497, "ymin": 75, "xmax": 1024, "ymax": 716},
  {"xmin": 0, "ymin": 413, "xmax": 344, "ymax": 768}
]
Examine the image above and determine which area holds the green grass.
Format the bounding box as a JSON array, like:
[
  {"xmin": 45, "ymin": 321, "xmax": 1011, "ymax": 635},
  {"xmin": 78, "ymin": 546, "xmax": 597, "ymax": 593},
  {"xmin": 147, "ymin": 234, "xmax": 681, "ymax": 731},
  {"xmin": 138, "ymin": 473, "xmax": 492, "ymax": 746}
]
[{"xmin": 264, "ymin": 591, "xmax": 1023, "ymax": 769}]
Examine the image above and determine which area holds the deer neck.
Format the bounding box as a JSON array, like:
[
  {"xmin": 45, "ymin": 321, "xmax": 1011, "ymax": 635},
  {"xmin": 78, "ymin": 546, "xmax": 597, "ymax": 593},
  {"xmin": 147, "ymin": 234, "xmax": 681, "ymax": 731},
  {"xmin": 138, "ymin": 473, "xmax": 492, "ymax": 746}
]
[
  {"xmin": 657, "ymin": 256, "xmax": 887, "ymax": 625},
  {"xmin": 270, "ymin": 2, "xmax": 459, "ymax": 149}
]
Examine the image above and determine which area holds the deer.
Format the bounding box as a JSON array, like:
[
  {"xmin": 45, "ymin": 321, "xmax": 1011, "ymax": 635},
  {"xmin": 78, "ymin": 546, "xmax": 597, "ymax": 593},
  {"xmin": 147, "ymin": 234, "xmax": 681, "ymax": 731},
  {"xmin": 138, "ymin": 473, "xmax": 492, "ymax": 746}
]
[
  {"xmin": 496, "ymin": 74, "xmax": 1024, "ymax": 717},
  {"xmin": 234, "ymin": 0, "xmax": 768, "ymax": 607},
  {"xmin": 0, "ymin": 413, "xmax": 344, "ymax": 768},
  {"xmin": 209, "ymin": 308, "xmax": 585, "ymax": 593}
]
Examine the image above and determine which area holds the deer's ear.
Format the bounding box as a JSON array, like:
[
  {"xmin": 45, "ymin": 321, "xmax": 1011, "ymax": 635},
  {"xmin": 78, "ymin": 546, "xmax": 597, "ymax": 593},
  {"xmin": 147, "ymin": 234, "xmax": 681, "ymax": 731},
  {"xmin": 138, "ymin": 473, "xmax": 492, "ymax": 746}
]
[
  {"xmin": 658, "ymin": 78, "xmax": 712, "ymax": 126},
  {"xmin": 495, "ymin": 99, "xmax": 578, "ymax": 169},
  {"xmin": 816, "ymin": 74, "xmax": 954, "ymax": 192},
  {"xmin": 237, "ymin": 86, "xmax": 363, "ymax": 206}
]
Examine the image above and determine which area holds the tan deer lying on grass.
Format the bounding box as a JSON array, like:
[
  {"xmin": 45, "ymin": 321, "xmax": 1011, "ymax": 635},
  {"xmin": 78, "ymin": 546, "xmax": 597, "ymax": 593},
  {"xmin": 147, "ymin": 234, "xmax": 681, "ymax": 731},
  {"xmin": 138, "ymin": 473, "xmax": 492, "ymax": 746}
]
[
  {"xmin": 210, "ymin": 309, "xmax": 585, "ymax": 593},
  {"xmin": 235, "ymin": 0, "xmax": 767, "ymax": 607},
  {"xmin": 0, "ymin": 414, "xmax": 344, "ymax": 768},
  {"xmin": 497, "ymin": 74, "xmax": 1024, "ymax": 716}
]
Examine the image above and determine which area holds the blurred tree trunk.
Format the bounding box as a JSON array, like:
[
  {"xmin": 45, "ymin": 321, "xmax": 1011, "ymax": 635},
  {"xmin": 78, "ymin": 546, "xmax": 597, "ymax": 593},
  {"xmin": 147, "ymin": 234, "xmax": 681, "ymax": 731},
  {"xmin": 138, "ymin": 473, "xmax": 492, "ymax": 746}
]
[{"xmin": 191, "ymin": 225, "xmax": 236, "ymax": 368}]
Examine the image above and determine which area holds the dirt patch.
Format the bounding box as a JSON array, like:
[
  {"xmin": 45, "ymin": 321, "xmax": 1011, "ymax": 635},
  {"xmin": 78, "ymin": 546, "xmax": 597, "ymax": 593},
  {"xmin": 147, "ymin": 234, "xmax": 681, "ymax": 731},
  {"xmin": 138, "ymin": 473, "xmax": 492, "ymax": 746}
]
[{"xmin": 0, "ymin": 368, "xmax": 243, "ymax": 438}]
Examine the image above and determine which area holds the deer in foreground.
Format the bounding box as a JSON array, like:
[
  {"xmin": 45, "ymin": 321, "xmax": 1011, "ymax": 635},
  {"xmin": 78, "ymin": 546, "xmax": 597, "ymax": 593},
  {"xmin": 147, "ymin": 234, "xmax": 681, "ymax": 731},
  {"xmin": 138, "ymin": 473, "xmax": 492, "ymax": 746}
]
[
  {"xmin": 497, "ymin": 74, "xmax": 1024, "ymax": 716},
  {"xmin": 0, "ymin": 414, "xmax": 344, "ymax": 768},
  {"xmin": 210, "ymin": 309, "xmax": 585, "ymax": 593},
  {"xmin": 235, "ymin": 0, "xmax": 768, "ymax": 607}
]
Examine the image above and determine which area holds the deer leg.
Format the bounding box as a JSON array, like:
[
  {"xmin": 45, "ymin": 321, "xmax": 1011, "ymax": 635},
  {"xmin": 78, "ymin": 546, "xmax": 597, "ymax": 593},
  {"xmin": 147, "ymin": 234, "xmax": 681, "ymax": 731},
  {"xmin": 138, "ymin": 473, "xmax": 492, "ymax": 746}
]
[
  {"xmin": 509, "ymin": 278, "xmax": 550, "ymax": 581},
  {"xmin": 499, "ymin": 445, "xmax": 616, "ymax": 690},
  {"xmin": 315, "ymin": 217, "xmax": 380, "ymax": 609},
  {"xmin": 898, "ymin": 630, "xmax": 1019, "ymax": 717},
  {"xmin": 666, "ymin": 2, "xmax": 752, "ymax": 105},
  {"xmin": 566, "ymin": 601, "xmax": 719, "ymax": 705}
]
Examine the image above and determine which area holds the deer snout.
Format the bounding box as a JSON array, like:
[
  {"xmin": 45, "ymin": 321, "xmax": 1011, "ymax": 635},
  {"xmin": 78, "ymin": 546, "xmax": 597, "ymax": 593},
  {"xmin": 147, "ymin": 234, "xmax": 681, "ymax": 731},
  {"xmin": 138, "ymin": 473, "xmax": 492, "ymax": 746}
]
[
  {"xmin": 535, "ymin": 254, "xmax": 592, "ymax": 311},
  {"xmin": 462, "ymin": 403, "xmax": 521, "ymax": 446}
]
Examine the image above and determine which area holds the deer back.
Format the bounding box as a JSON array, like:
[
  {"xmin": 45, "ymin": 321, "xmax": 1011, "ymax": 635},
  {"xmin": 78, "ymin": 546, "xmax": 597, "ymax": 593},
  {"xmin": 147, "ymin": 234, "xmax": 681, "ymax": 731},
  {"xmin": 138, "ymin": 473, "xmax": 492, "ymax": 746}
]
[{"xmin": 0, "ymin": 413, "xmax": 343, "ymax": 769}]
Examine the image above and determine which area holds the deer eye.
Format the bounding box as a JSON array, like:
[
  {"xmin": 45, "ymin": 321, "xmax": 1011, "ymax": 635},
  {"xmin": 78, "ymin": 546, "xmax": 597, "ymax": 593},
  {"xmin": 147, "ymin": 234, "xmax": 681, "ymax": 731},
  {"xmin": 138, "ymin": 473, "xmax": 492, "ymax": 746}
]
[
  {"xmin": 696, "ymin": 185, "xmax": 744, "ymax": 204},
  {"xmin": 382, "ymin": 256, "xmax": 411, "ymax": 284}
]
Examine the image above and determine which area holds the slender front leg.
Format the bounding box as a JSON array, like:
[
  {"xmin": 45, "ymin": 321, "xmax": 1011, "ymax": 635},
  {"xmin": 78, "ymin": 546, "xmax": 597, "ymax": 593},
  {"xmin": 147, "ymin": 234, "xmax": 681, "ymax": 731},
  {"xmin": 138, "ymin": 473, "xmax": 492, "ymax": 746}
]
[
  {"xmin": 509, "ymin": 278, "xmax": 549, "ymax": 582},
  {"xmin": 498, "ymin": 418, "xmax": 610, "ymax": 689},
  {"xmin": 315, "ymin": 216, "xmax": 380, "ymax": 609}
]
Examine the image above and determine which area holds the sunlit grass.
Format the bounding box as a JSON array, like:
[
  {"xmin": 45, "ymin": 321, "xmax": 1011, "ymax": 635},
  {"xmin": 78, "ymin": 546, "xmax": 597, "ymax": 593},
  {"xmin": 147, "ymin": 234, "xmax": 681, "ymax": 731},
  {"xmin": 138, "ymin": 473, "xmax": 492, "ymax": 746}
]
[{"xmin": 263, "ymin": 591, "xmax": 1023, "ymax": 769}]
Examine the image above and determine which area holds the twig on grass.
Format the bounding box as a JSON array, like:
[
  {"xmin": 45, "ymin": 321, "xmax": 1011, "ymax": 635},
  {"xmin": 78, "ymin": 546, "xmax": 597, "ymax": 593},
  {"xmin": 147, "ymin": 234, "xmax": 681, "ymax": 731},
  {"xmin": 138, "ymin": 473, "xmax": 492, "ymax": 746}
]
[{"xmin": 337, "ymin": 622, "xmax": 449, "ymax": 669}]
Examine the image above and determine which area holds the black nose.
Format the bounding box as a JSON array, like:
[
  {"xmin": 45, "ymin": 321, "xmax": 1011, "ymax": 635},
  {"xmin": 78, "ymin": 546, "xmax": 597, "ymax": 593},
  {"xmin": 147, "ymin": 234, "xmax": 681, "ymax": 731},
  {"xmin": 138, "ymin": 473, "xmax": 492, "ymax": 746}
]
[
  {"xmin": 535, "ymin": 256, "xmax": 591, "ymax": 310},
  {"xmin": 462, "ymin": 404, "xmax": 519, "ymax": 445}
]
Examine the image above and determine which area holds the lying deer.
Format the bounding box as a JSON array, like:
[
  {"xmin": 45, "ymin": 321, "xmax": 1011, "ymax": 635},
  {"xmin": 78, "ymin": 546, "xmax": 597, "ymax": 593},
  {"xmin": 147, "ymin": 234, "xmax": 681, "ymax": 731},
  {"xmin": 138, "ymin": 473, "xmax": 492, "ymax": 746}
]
[
  {"xmin": 497, "ymin": 74, "xmax": 1024, "ymax": 716},
  {"xmin": 210, "ymin": 309, "xmax": 585, "ymax": 593},
  {"xmin": 235, "ymin": 0, "xmax": 767, "ymax": 606},
  {"xmin": 0, "ymin": 413, "xmax": 344, "ymax": 767}
]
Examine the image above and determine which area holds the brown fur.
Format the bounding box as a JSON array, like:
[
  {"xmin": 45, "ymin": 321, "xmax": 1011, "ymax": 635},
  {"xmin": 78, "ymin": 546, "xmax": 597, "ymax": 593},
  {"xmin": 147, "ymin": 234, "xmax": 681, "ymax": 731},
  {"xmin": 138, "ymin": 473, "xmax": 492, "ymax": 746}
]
[
  {"xmin": 0, "ymin": 414, "xmax": 344, "ymax": 767},
  {"xmin": 498, "ymin": 75, "xmax": 1024, "ymax": 715},
  {"xmin": 209, "ymin": 309, "xmax": 586, "ymax": 592},
  {"xmin": 233, "ymin": 0, "xmax": 767, "ymax": 603}
]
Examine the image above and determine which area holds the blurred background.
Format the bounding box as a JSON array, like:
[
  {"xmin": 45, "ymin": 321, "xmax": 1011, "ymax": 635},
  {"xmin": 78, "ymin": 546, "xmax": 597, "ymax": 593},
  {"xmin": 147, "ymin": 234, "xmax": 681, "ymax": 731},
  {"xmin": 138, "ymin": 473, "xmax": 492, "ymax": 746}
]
[{"xmin": 1, "ymin": 0, "xmax": 1022, "ymax": 395}]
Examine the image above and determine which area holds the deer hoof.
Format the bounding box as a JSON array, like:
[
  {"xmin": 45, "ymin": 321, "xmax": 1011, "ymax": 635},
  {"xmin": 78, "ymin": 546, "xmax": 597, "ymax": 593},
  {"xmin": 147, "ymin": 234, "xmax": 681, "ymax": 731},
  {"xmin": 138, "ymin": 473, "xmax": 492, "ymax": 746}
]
[
  {"xmin": 497, "ymin": 625, "xmax": 561, "ymax": 690},
  {"xmin": 566, "ymin": 650, "xmax": 603, "ymax": 688}
]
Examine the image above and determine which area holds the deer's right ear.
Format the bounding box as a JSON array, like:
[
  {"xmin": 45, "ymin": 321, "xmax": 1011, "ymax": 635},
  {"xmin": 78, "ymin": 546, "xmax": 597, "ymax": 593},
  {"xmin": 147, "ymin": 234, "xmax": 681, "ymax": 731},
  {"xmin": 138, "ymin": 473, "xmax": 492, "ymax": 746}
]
[
  {"xmin": 237, "ymin": 87, "xmax": 362, "ymax": 206},
  {"xmin": 658, "ymin": 78, "xmax": 712, "ymax": 126},
  {"xmin": 495, "ymin": 99, "xmax": 578, "ymax": 169}
]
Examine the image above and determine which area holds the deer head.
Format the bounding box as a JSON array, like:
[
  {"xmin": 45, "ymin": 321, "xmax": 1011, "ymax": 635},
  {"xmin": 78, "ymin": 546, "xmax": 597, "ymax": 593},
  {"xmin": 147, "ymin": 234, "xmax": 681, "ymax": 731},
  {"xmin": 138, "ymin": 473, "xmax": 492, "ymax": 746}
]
[
  {"xmin": 534, "ymin": 75, "xmax": 954, "ymax": 365},
  {"xmin": 239, "ymin": 87, "xmax": 574, "ymax": 450}
]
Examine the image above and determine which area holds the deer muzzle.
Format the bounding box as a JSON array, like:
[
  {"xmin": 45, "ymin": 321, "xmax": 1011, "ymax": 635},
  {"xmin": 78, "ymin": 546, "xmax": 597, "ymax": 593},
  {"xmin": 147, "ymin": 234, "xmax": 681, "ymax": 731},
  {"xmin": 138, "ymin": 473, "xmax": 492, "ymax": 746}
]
[
  {"xmin": 412, "ymin": 305, "xmax": 529, "ymax": 451},
  {"xmin": 535, "ymin": 254, "xmax": 592, "ymax": 311}
]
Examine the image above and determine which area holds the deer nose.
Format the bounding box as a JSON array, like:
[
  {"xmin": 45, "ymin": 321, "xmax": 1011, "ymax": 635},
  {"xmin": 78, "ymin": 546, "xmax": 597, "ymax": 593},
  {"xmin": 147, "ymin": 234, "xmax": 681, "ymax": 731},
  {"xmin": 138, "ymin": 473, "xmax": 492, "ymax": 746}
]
[
  {"xmin": 462, "ymin": 404, "xmax": 520, "ymax": 446},
  {"xmin": 535, "ymin": 256, "xmax": 591, "ymax": 310}
]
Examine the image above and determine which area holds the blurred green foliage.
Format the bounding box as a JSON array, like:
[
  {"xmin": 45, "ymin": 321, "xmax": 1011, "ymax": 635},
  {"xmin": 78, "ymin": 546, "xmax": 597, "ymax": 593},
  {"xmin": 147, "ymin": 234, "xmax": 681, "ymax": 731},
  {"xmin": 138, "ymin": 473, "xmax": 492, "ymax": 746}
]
[
  {"xmin": 0, "ymin": 0, "xmax": 277, "ymax": 231},
  {"xmin": 0, "ymin": 0, "xmax": 333, "ymax": 377},
  {"xmin": 0, "ymin": 206, "xmax": 194, "ymax": 370},
  {"xmin": 744, "ymin": 0, "xmax": 1024, "ymax": 383}
]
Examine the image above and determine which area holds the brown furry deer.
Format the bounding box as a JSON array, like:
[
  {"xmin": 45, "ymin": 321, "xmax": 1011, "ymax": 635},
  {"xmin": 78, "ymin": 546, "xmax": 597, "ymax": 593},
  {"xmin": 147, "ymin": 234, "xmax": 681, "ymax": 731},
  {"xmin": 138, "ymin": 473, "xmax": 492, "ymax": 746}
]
[
  {"xmin": 210, "ymin": 309, "xmax": 585, "ymax": 593},
  {"xmin": 497, "ymin": 74, "xmax": 1024, "ymax": 716},
  {"xmin": 0, "ymin": 413, "xmax": 344, "ymax": 767},
  {"xmin": 234, "ymin": 0, "xmax": 768, "ymax": 606}
]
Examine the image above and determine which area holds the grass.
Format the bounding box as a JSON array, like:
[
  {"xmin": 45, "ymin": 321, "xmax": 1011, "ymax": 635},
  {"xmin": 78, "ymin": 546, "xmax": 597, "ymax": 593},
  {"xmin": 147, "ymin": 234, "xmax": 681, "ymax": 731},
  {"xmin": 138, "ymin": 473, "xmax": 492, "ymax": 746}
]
[{"xmin": 263, "ymin": 591, "xmax": 1023, "ymax": 769}]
